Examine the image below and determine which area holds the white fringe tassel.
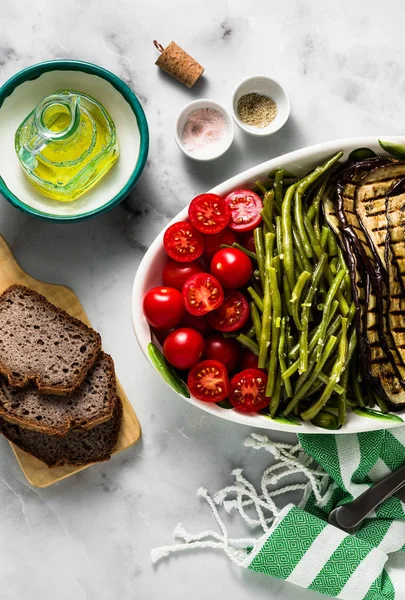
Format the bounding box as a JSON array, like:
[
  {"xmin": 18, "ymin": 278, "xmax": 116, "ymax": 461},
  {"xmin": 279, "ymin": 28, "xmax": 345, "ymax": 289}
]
[{"xmin": 151, "ymin": 433, "xmax": 331, "ymax": 566}]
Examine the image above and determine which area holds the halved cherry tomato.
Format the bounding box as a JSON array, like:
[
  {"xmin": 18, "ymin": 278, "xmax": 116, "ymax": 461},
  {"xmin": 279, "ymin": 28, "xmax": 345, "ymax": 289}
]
[
  {"xmin": 143, "ymin": 286, "xmax": 185, "ymax": 329},
  {"xmin": 163, "ymin": 221, "xmax": 204, "ymax": 262},
  {"xmin": 182, "ymin": 273, "xmax": 224, "ymax": 316},
  {"xmin": 188, "ymin": 359, "xmax": 229, "ymax": 402},
  {"xmin": 210, "ymin": 248, "xmax": 252, "ymax": 289},
  {"xmin": 203, "ymin": 335, "xmax": 240, "ymax": 372},
  {"xmin": 203, "ymin": 229, "xmax": 238, "ymax": 260},
  {"xmin": 163, "ymin": 328, "xmax": 205, "ymax": 370},
  {"xmin": 224, "ymin": 189, "xmax": 263, "ymax": 232},
  {"xmin": 229, "ymin": 369, "xmax": 269, "ymax": 412},
  {"xmin": 188, "ymin": 193, "xmax": 230, "ymax": 235},
  {"xmin": 208, "ymin": 291, "xmax": 250, "ymax": 332},
  {"xmin": 180, "ymin": 312, "xmax": 211, "ymax": 336},
  {"xmin": 162, "ymin": 259, "xmax": 204, "ymax": 290}
]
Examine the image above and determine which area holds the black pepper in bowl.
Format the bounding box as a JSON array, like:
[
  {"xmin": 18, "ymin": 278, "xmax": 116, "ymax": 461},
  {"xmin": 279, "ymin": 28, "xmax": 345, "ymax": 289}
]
[{"xmin": 237, "ymin": 93, "xmax": 278, "ymax": 128}]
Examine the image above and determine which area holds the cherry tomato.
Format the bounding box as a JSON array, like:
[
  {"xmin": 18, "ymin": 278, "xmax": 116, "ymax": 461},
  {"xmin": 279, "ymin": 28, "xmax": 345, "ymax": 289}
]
[
  {"xmin": 240, "ymin": 349, "xmax": 260, "ymax": 371},
  {"xmin": 188, "ymin": 193, "xmax": 230, "ymax": 235},
  {"xmin": 238, "ymin": 231, "xmax": 256, "ymax": 253},
  {"xmin": 188, "ymin": 360, "xmax": 229, "ymax": 402},
  {"xmin": 162, "ymin": 259, "xmax": 204, "ymax": 290},
  {"xmin": 224, "ymin": 189, "xmax": 263, "ymax": 232},
  {"xmin": 208, "ymin": 291, "xmax": 250, "ymax": 332},
  {"xmin": 210, "ymin": 248, "xmax": 252, "ymax": 289},
  {"xmin": 182, "ymin": 273, "xmax": 224, "ymax": 316},
  {"xmin": 203, "ymin": 228, "xmax": 238, "ymax": 260},
  {"xmin": 180, "ymin": 312, "xmax": 211, "ymax": 336},
  {"xmin": 143, "ymin": 286, "xmax": 185, "ymax": 329},
  {"xmin": 229, "ymin": 369, "xmax": 270, "ymax": 412},
  {"xmin": 163, "ymin": 221, "xmax": 204, "ymax": 262},
  {"xmin": 203, "ymin": 335, "xmax": 240, "ymax": 372},
  {"xmin": 163, "ymin": 328, "xmax": 205, "ymax": 370}
]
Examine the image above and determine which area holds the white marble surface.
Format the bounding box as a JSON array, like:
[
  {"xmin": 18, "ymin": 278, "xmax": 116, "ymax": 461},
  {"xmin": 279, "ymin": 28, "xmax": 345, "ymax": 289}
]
[{"xmin": 0, "ymin": 1, "xmax": 405, "ymax": 598}]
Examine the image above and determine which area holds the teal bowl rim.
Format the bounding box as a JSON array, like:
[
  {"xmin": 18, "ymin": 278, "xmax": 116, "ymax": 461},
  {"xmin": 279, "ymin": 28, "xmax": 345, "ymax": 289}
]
[{"xmin": 0, "ymin": 59, "xmax": 149, "ymax": 223}]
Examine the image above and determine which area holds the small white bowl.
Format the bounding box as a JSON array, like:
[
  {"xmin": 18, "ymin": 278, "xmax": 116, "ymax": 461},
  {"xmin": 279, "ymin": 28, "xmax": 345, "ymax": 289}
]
[
  {"xmin": 174, "ymin": 99, "xmax": 234, "ymax": 161},
  {"xmin": 232, "ymin": 75, "xmax": 290, "ymax": 136}
]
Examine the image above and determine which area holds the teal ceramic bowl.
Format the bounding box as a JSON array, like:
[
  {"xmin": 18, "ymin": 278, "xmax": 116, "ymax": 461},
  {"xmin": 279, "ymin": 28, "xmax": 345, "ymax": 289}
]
[{"xmin": 0, "ymin": 60, "xmax": 149, "ymax": 222}]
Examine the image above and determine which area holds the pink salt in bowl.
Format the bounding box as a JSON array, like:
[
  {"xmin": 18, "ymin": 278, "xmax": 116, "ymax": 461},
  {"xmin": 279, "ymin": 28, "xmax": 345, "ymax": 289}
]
[{"xmin": 174, "ymin": 99, "xmax": 234, "ymax": 161}]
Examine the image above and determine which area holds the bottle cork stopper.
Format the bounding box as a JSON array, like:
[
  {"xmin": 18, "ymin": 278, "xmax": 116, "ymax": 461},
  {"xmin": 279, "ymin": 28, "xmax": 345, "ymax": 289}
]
[{"xmin": 153, "ymin": 40, "xmax": 204, "ymax": 88}]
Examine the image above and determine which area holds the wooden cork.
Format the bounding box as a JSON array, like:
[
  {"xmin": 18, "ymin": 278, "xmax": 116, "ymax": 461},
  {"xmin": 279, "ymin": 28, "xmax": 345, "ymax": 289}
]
[{"xmin": 154, "ymin": 40, "xmax": 204, "ymax": 88}]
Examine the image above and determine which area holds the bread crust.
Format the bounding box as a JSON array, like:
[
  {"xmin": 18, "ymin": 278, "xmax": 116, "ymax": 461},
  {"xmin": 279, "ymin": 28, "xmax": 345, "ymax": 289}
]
[
  {"xmin": 0, "ymin": 353, "xmax": 116, "ymax": 435},
  {"xmin": 0, "ymin": 285, "xmax": 101, "ymax": 394}
]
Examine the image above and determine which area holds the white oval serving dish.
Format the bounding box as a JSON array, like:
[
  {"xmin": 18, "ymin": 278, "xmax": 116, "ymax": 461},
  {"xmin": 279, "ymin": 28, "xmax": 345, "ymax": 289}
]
[{"xmin": 132, "ymin": 136, "xmax": 405, "ymax": 434}]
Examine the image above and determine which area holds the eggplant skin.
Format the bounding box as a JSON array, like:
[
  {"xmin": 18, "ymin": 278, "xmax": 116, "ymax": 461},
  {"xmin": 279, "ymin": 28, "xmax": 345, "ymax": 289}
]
[{"xmin": 331, "ymin": 159, "xmax": 405, "ymax": 407}]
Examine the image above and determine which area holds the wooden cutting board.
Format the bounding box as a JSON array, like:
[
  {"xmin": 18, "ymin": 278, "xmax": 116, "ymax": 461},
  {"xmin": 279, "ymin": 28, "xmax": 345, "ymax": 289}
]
[{"xmin": 0, "ymin": 234, "xmax": 141, "ymax": 487}]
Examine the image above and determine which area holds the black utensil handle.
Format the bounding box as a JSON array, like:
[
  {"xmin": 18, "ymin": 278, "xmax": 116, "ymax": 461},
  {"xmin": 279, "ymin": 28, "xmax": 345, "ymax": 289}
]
[{"xmin": 336, "ymin": 463, "xmax": 405, "ymax": 529}]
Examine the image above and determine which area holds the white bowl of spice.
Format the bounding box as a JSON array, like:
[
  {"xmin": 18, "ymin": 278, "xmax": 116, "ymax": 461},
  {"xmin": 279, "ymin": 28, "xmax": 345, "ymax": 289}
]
[
  {"xmin": 174, "ymin": 99, "xmax": 234, "ymax": 161},
  {"xmin": 232, "ymin": 75, "xmax": 290, "ymax": 136}
]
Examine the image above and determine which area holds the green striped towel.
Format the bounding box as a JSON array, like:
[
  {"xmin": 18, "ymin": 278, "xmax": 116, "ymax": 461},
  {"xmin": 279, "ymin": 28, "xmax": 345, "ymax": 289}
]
[{"xmin": 152, "ymin": 428, "xmax": 405, "ymax": 599}]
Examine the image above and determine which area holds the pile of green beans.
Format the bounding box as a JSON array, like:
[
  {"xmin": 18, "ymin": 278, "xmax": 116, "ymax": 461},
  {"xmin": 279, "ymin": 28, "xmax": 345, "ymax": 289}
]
[{"xmin": 235, "ymin": 151, "xmax": 366, "ymax": 429}]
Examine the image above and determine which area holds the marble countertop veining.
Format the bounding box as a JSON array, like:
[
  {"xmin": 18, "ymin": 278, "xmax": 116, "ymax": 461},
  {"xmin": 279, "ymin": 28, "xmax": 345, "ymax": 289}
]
[{"xmin": 0, "ymin": 1, "xmax": 405, "ymax": 599}]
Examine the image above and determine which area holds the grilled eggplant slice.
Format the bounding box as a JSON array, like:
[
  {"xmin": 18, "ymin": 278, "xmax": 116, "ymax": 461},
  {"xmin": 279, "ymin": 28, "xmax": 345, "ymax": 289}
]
[{"xmin": 386, "ymin": 177, "xmax": 405, "ymax": 295}]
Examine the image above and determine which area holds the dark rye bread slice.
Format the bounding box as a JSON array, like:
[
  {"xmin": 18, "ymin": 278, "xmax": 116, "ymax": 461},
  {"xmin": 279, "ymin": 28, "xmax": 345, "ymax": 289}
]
[
  {"xmin": 0, "ymin": 285, "xmax": 101, "ymax": 394},
  {"xmin": 1, "ymin": 400, "xmax": 122, "ymax": 467},
  {"xmin": 0, "ymin": 353, "xmax": 122, "ymax": 466},
  {"xmin": 0, "ymin": 352, "xmax": 116, "ymax": 435}
]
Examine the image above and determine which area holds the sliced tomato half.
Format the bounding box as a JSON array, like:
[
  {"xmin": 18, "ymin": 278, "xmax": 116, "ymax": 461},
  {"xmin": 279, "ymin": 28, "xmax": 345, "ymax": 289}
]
[
  {"xmin": 163, "ymin": 221, "xmax": 204, "ymax": 262},
  {"xmin": 207, "ymin": 290, "xmax": 250, "ymax": 332},
  {"xmin": 224, "ymin": 189, "xmax": 263, "ymax": 232},
  {"xmin": 229, "ymin": 368, "xmax": 269, "ymax": 412},
  {"xmin": 188, "ymin": 193, "xmax": 229, "ymax": 235},
  {"xmin": 188, "ymin": 359, "xmax": 229, "ymax": 402},
  {"xmin": 182, "ymin": 273, "xmax": 224, "ymax": 316}
]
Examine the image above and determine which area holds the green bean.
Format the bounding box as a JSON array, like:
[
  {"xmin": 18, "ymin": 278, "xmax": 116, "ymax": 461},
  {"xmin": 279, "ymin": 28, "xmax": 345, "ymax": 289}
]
[
  {"xmin": 351, "ymin": 360, "xmax": 365, "ymax": 408},
  {"xmin": 290, "ymin": 271, "xmax": 311, "ymax": 330},
  {"xmin": 304, "ymin": 215, "xmax": 322, "ymax": 259},
  {"xmin": 246, "ymin": 326, "xmax": 255, "ymax": 339},
  {"xmin": 299, "ymin": 253, "xmax": 328, "ymax": 373},
  {"xmin": 236, "ymin": 334, "xmax": 259, "ymax": 355},
  {"xmin": 263, "ymin": 189, "xmax": 275, "ymax": 233},
  {"xmin": 316, "ymin": 268, "xmax": 345, "ymax": 360},
  {"xmin": 290, "ymin": 311, "xmax": 341, "ymax": 361},
  {"xmin": 374, "ymin": 393, "xmax": 388, "ymax": 414},
  {"xmin": 293, "ymin": 151, "xmax": 343, "ymax": 259},
  {"xmin": 272, "ymin": 256, "xmax": 282, "ymax": 287},
  {"xmin": 220, "ymin": 243, "xmax": 257, "ymax": 261},
  {"xmin": 301, "ymin": 317, "xmax": 348, "ymax": 421},
  {"xmin": 282, "ymin": 274, "xmax": 292, "ymax": 317},
  {"xmin": 261, "ymin": 210, "xmax": 273, "ymax": 232},
  {"xmin": 148, "ymin": 342, "xmax": 190, "ymax": 398},
  {"xmin": 254, "ymin": 228, "xmax": 266, "ymax": 289},
  {"xmin": 255, "ymin": 180, "xmax": 268, "ymax": 195},
  {"xmin": 329, "ymin": 257, "xmax": 339, "ymax": 274},
  {"xmin": 258, "ymin": 274, "xmax": 272, "ymax": 368},
  {"xmin": 320, "ymin": 226, "xmax": 329, "ymax": 250},
  {"xmin": 307, "ymin": 174, "xmax": 330, "ymax": 225},
  {"xmin": 248, "ymin": 286, "xmax": 263, "ymax": 313},
  {"xmin": 318, "ymin": 373, "xmax": 345, "ymax": 394},
  {"xmin": 250, "ymin": 302, "xmax": 262, "ymax": 342},
  {"xmin": 281, "ymin": 183, "xmax": 298, "ymax": 290},
  {"xmin": 285, "ymin": 335, "xmax": 338, "ymax": 415},
  {"xmin": 323, "ymin": 264, "xmax": 350, "ymax": 317},
  {"xmin": 328, "ymin": 230, "xmax": 338, "ymax": 257},
  {"xmin": 337, "ymin": 368, "xmax": 348, "ymax": 426},
  {"xmin": 292, "ymin": 225, "xmax": 313, "ymax": 273},
  {"xmin": 278, "ymin": 317, "xmax": 293, "ymax": 398},
  {"xmin": 273, "ymin": 169, "xmax": 284, "ymax": 211},
  {"xmin": 270, "ymin": 370, "xmax": 282, "ymax": 418},
  {"xmin": 293, "ymin": 249, "xmax": 305, "ymax": 274},
  {"xmin": 311, "ymin": 410, "xmax": 341, "ymax": 430},
  {"xmin": 265, "ymin": 232, "xmax": 276, "ymax": 270},
  {"xmin": 275, "ymin": 216, "xmax": 283, "ymax": 257},
  {"xmin": 266, "ymin": 267, "xmax": 281, "ymax": 396}
]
